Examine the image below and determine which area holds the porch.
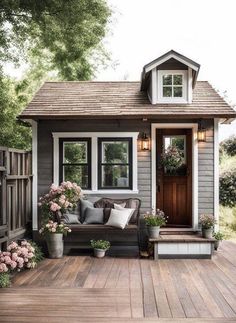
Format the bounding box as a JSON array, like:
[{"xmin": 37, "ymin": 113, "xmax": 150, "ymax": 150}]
[{"xmin": 1, "ymin": 241, "xmax": 236, "ymax": 322}]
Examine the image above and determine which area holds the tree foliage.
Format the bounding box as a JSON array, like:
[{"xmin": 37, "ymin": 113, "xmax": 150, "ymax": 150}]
[
  {"xmin": 0, "ymin": 0, "xmax": 111, "ymax": 79},
  {"xmin": 0, "ymin": 0, "xmax": 111, "ymax": 149},
  {"xmin": 220, "ymin": 170, "xmax": 236, "ymax": 207},
  {"xmin": 220, "ymin": 135, "xmax": 236, "ymax": 157}
]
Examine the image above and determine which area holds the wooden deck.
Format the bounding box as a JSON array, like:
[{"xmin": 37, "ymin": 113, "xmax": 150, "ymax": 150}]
[{"xmin": 1, "ymin": 241, "xmax": 236, "ymax": 322}]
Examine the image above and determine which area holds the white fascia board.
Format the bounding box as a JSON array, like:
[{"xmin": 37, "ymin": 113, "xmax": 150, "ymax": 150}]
[{"xmin": 145, "ymin": 53, "xmax": 199, "ymax": 73}]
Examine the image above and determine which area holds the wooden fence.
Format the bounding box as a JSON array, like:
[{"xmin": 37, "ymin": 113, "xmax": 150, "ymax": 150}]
[{"xmin": 0, "ymin": 147, "xmax": 32, "ymax": 250}]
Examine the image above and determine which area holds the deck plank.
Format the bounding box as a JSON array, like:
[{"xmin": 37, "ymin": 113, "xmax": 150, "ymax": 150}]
[{"xmin": 1, "ymin": 241, "xmax": 236, "ymax": 321}]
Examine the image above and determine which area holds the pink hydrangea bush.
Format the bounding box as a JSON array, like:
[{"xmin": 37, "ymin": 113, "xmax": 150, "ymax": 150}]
[
  {"xmin": 38, "ymin": 181, "xmax": 83, "ymax": 221},
  {"xmin": 39, "ymin": 220, "xmax": 71, "ymax": 236},
  {"xmin": 0, "ymin": 240, "xmax": 37, "ymax": 275}
]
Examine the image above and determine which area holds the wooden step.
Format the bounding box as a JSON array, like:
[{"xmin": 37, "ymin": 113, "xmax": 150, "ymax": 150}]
[{"xmin": 149, "ymin": 233, "xmax": 215, "ymax": 260}]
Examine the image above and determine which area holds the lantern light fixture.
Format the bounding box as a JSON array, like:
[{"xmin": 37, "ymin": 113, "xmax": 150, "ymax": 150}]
[
  {"xmin": 198, "ymin": 120, "xmax": 206, "ymax": 142},
  {"xmin": 141, "ymin": 132, "xmax": 150, "ymax": 151}
]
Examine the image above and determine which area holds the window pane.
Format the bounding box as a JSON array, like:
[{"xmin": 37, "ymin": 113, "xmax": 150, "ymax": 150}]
[
  {"xmin": 101, "ymin": 165, "xmax": 129, "ymax": 188},
  {"xmin": 163, "ymin": 86, "xmax": 172, "ymax": 97},
  {"xmin": 102, "ymin": 141, "xmax": 129, "ymax": 163},
  {"xmin": 163, "ymin": 75, "xmax": 172, "ymax": 85},
  {"xmin": 63, "ymin": 165, "xmax": 88, "ymax": 188},
  {"xmin": 171, "ymin": 137, "xmax": 185, "ymax": 150},
  {"xmin": 173, "ymin": 75, "xmax": 183, "ymax": 85},
  {"xmin": 173, "ymin": 87, "xmax": 183, "ymax": 97},
  {"xmin": 64, "ymin": 142, "xmax": 87, "ymax": 163}
]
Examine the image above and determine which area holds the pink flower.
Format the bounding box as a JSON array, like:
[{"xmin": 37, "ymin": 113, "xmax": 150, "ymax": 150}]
[
  {"xmin": 0, "ymin": 263, "xmax": 8, "ymax": 273},
  {"xmin": 50, "ymin": 202, "xmax": 61, "ymax": 212},
  {"xmin": 51, "ymin": 228, "xmax": 56, "ymax": 233}
]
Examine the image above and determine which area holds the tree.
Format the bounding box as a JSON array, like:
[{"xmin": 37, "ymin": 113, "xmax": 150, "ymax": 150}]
[
  {"xmin": 0, "ymin": 0, "xmax": 111, "ymax": 79},
  {"xmin": 0, "ymin": 0, "xmax": 111, "ymax": 149}
]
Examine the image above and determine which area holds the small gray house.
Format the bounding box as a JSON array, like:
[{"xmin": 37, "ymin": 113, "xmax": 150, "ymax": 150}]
[{"xmin": 20, "ymin": 50, "xmax": 236, "ymax": 247}]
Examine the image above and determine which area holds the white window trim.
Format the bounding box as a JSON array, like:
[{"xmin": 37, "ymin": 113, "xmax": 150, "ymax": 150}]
[
  {"xmin": 52, "ymin": 132, "xmax": 139, "ymax": 194},
  {"xmin": 157, "ymin": 70, "xmax": 188, "ymax": 103},
  {"xmin": 151, "ymin": 123, "xmax": 198, "ymax": 230}
]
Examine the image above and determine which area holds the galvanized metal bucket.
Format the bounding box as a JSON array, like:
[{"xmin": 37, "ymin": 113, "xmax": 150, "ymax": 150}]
[{"xmin": 46, "ymin": 233, "xmax": 64, "ymax": 258}]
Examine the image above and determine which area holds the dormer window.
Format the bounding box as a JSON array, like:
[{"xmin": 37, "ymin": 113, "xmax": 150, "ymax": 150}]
[
  {"xmin": 141, "ymin": 50, "xmax": 200, "ymax": 104},
  {"xmin": 158, "ymin": 70, "xmax": 188, "ymax": 103}
]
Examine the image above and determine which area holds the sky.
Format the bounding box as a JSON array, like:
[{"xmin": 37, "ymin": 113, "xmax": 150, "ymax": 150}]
[{"xmin": 96, "ymin": 0, "xmax": 236, "ymax": 141}]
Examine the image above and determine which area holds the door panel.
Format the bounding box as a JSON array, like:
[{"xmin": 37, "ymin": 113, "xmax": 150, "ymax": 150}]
[{"xmin": 156, "ymin": 129, "xmax": 192, "ymax": 227}]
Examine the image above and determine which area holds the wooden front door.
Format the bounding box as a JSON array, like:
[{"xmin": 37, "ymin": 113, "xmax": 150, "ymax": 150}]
[{"xmin": 156, "ymin": 129, "xmax": 192, "ymax": 227}]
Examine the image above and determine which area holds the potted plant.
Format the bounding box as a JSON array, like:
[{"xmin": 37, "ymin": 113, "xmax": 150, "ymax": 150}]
[
  {"xmin": 199, "ymin": 214, "xmax": 217, "ymax": 239},
  {"xmin": 90, "ymin": 240, "xmax": 111, "ymax": 258},
  {"xmin": 213, "ymin": 231, "xmax": 224, "ymax": 250},
  {"xmin": 161, "ymin": 145, "xmax": 184, "ymax": 175},
  {"xmin": 144, "ymin": 209, "xmax": 167, "ymax": 239},
  {"xmin": 39, "ymin": 221, "xmax": 71, "ymax": 258}
]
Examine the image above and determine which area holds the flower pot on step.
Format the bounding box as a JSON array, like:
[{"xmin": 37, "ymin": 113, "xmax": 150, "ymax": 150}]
[
  {"xmin": 147, "ymin": 226, "xmax": 160, "ymax": 239},
  {"xmin": 46, "ymin": 233, "xmax": 64, "ymax": 258},
  {"xmin": 202, "ymin": 227, "xmax": 213, "ymax": 239}
]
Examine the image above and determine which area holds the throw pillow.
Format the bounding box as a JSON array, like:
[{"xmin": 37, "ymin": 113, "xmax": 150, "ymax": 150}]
[
  {"xmin": 80, "ymin": 199, "xmax": 94, "ymax": 223},
  {"xmin": 114, "ymin": 203, "xmax": 135, "ymax": 224},
  {"xmin": 105, "ymin": 208, "xmax": 132, "ymax": 229},
  {"xmin": 83, "ymin": 207, "xmax": 104, "ymax": 224},
  {"xmin": 61, "ymin": 213, "xmax": 80, "ymax": 224}
]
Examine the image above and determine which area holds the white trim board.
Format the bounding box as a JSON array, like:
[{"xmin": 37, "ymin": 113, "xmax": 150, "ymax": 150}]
[
  {"xmin": 52, "ymin": 132, "xmax": 139, "ymax": 194},
  {"xmin": 145, "ymin": 53, "xmax": 199, "ymax": 73},
  {"xmin": 214, "ymin": 119, "xmax": 220, "ymax": 232},
  {"xmin": 31, "ymin": 120, "xmax": 38, "ymax": 230},
  {"xmin": 151, "ymin": 123, "xmax": 198, "ymax": 230}
]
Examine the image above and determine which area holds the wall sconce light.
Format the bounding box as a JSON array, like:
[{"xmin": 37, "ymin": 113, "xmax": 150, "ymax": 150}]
[
  {"xmin": 198, "ymin": 120, "xmax": 206, "ymax": 142},
  {"xmin": 141, "ymin": 132, "xmax": 150, "ymax": 151}
]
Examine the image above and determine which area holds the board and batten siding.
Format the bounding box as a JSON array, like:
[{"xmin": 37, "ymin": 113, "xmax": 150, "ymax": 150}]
[{"xmin": 37, "ymin": 118, "xmax": 215, "ymax": 226}]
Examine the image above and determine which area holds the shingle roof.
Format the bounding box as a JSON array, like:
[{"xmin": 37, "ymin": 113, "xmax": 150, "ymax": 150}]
[{"xmin": 20, "ymin": 81, "xmax": 236, "ymax": 120}]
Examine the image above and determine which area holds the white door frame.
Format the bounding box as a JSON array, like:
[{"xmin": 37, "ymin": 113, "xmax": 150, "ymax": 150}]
[{"xmin": 151, "ymin": 123, "xmax": 198, "ymax": 230}]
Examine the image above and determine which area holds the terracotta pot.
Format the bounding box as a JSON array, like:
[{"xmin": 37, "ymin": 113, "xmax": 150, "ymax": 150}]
[
  {"xmin": 147, "ymin": 226, "xmax": 160, "ymax": 239},
  {"xmin": 202, "ymin": 227, "xmax": 213, "ymax": 239},
  {"xmin": 46, "ymin": 233, "xmax": 63, "ymax": 258},
  {"xmin": 94, "ymin": 248, "xmax": 106, "ymax": 258}
]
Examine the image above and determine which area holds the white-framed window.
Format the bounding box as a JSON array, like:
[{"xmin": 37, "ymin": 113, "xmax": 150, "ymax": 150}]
[
  {"xmin": 52, "ymin": 132, "xmax": 139, "ymax": 194},
  {"xmin": 157, "ymin": 70, "xmax": 188, "ymax": 103}
]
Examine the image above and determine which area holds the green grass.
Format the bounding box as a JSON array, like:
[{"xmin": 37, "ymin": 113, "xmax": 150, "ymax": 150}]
[{"xmin": 219, "ymin": 205, "xmax": 236, "ymax": 241}]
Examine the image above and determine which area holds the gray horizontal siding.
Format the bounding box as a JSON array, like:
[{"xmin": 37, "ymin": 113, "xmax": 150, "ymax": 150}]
[
  {"xmin": 37, "ymin": 118, "xmax": 215, "ymax": 222},
  {"xmin": 198, "ymin": 120, "xmax": 214, "ymax": 216}
]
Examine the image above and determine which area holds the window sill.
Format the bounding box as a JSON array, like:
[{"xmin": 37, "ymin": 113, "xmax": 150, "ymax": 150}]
[{"xmin": 83, "ymin": 189, "xmax": 139, "ymax": 195}]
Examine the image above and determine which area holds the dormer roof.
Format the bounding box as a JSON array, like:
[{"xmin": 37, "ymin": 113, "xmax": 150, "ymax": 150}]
[{"xmin": 141, "ymin": 50, "xmax": 200, "ymax": 91}]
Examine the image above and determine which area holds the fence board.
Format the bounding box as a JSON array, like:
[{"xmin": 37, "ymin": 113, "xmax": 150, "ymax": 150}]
[{"xmin": 0, "ymin": 147, "xmax": 32, "ymax": 250}]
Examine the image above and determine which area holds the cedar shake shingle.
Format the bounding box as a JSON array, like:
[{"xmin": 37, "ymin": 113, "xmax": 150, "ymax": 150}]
[{"xmin": 19, "ymin": 81, "xmax": 236, "ymax": 119}]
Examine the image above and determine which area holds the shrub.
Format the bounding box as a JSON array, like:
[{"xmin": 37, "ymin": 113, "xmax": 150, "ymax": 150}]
[
  {"xmin": 220, "ymin": 135, "xmax": 236, "ymax": 157},
  {"xmin": 0, "ymin": 273, "xmax": 10, "ymax": 288},
  {"xmin": 0, "ymin": 240, "xmax": 44, "ymax": 288},
  {"xmin": 220, "ymin": 170, "xmax": 236, "ymax": 207}
]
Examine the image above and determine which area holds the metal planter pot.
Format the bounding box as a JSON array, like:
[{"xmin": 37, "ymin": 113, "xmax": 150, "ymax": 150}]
[
  {"xmin": 46, "ymin": 233, "xmax": 64, "ymax": 258},
  {"xmin": 202, "ymin": 227, "xmax": 213, "ymax": 239},
  {"xmin": 94, "ymin": 248, "xmax": 106, "ymax": 258},
  {"xmin": 147, "ymin": 226, "xmax": 160, "ymax": 239},
  {"xmin": 214, "ymin": 240, "xmax": 220, "ymax": 250}
]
